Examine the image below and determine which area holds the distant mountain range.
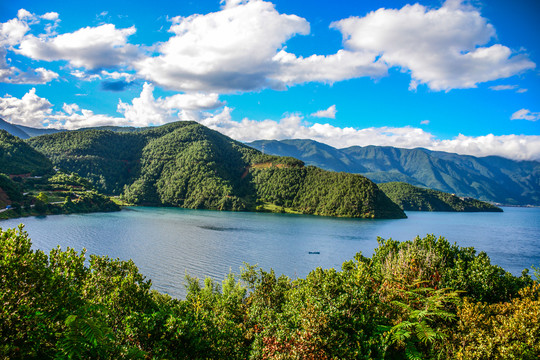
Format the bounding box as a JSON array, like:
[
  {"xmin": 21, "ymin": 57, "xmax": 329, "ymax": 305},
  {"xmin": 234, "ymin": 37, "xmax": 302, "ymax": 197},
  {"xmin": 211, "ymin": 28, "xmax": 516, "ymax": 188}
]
[
  {"xmin": 1, "ymin": 118, "xmax": 538, "ymax": 206},
  {"xmin": 0, "ymin": 118, "xmax": 61, "ymax": 139},
  {"xmin": 248, "ymin": 139, "xmax": 540, "ymax": 206}
]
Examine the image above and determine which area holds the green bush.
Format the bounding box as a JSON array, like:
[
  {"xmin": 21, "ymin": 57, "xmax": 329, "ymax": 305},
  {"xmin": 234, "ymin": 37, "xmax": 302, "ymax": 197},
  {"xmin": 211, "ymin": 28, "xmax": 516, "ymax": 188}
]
[{"xmin": 0, "ymin": 228, "xmax": 537, "ymax": 359}]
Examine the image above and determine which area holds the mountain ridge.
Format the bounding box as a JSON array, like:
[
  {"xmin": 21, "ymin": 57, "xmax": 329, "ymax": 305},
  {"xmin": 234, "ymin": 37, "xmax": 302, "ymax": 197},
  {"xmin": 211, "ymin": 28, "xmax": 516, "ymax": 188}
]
[
  {"xmin": 2, "ymin": 120, "xmax": 537, "ymax": 206},
  {"xmin": 27, "ymin": 122, "xmax": 406, "ymax": 219},
  {"xmin": 248, "ymin": 139, "xmax": 540, "ymax": 206}
]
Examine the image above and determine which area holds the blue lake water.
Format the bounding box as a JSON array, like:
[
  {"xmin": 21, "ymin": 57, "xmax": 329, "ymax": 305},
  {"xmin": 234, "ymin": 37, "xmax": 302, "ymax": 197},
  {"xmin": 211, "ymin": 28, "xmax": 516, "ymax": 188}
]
[{"xmin": 1, "ymin": 206, "xmax": 539, "ymax": 299}]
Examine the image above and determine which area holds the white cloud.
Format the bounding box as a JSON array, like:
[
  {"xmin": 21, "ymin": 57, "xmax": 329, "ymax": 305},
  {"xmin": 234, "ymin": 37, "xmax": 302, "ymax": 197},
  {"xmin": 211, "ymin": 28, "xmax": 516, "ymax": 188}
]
[
  {"xmin": 271, "ymin": 49, "xmax": 386, "ymax": 85},
  {"xmin": 0, "ymin": 84, "xmax": 224, "ymax": 129},
  {"xmin": 4, "ymin": 1, "xmax": 534, "ymax": 93},
  {"xmin": 17, "ymin": 9, "xmax": 34, "ymax": 21},
  {"xmin": 332, "ymin": 0, "xmax": 535, "ymax": 91},
  {"xmin": 311, "ymin": 105, "xmax": 337, "ymax": 119},
  {"xmin": 70, "ymin": 70, "xmax": 101, "ymax": 81},
  {"xmin": 100, "ymin": 70, "xmax": 136, "ymax": 82},
  {"xmin": 17, "ymin": 24, "xmax": 139, "ymax": 69},
  {"xmin": 200, "ymin": 108, "xmax": 540, "ymax": 161},
  {"xmin": 0, "ymin": 88, "xmax": 53, "ymax": 126},
  {"xmin": 1, "ymin": 88, "xmax": 539, "ymax": 160},
  {"xmin": 0, "ymin": 11, "xmax": 59, "ymax": 84},
  {"xmin": 420, "ymin": 120, "xmax": 430, "ymax": 125},
  {"xmin": 0, "ymin": 17, "xmax": 30, "ymax": 46},
  {"xmin": 134, "ymin": 0, "xmax": 535, "ymax": 93},
  {"xmin": 0, "ymin": 88, "xmax": 127, "ymax": 129},
  {"xmin": 489, "ymin": 84, "xmax": 517, "ymax": 91},
  {"xmin": 41, "ymin": 12, "xmax": 59, "ymax": 21},
  {"xmin": 117, "ymin": 82, "xmax": 223, "ymax": 125},
  {"xmin": 136, "ymin": 0, "xmax": 310, "ymax": 92},
  {"xmin": 511, "ymin": 109, "xmax": 540, "ymax": 121},
  {"xmin": 62, "ymin": 103, "xmax": 80, "ymax": 115},
  {"xmin": 434, "ymin": 134, "xmax": 540, "ymax": 161},
  {"xmin": 0, "ymin": 67, "xmax": 59, "ymax": 84}
]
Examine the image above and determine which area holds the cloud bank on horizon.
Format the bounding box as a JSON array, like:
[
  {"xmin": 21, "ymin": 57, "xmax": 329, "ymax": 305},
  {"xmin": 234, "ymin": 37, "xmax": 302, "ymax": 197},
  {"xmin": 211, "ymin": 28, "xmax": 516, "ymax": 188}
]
[{"xmin": 0, "ymin": 0, "xmax": 538, "ymax": 161}]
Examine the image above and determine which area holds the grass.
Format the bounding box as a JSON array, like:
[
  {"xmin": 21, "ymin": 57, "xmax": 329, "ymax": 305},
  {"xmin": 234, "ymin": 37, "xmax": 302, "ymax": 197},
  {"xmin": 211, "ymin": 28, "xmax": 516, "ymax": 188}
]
[{"xmin": 256, "ymin": 202, "xmax": 303, "ymax": 215}]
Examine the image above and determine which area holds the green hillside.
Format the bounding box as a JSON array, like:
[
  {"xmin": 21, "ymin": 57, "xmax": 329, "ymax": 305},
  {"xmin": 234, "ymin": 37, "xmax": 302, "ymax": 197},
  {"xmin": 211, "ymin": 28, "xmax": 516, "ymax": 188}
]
[
  {"xmin": 29, "ymin": 122, "xmax": 405, "ymax": 219},
  {"xmin": 249, "ymin": 139, "xmax": 540, "ymax": 206},
  {"xmin": 0, "ymin": 174, "xmax": 23, "ymax": 208},
  {"xmin": 379, "ymin": 182, "xmax": 503, "ymax": 212},
  {"xmin": 0, "ymin": 130, "xmax": 54, "ymax": 175}
]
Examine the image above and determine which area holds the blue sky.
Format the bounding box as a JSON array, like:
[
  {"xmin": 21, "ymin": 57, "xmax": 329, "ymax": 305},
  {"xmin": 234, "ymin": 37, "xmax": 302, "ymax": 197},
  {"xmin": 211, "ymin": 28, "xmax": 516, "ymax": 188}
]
[{"xmin": 0, "ymin": 0, "xmax": 538, "ymax": 160}]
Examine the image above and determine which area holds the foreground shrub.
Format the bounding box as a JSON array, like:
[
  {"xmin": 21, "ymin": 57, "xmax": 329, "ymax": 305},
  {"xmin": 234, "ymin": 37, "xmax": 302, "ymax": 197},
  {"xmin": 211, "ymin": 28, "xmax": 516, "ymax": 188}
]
[{"xmin": 0, "ymin": 226, "xmax": 537, "ymax": 359}]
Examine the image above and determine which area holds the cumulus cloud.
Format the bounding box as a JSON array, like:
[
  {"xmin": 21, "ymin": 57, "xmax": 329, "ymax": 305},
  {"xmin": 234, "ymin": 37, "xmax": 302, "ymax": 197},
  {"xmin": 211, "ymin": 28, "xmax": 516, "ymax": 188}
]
[
  {"xmin": 201, "ymin": 109, "xmax": 436, "ymax": 148},
  {"xmin": 3, "ymin": 1, "xmax": 535, "ymax": 92},
  {"xmin": 62, "ymin": 103, "xmax": 80, "ymax": 114},
  {"xmin": 117, "ymin": 82, "xmax": 223, "ymax": 125},
  {"xmin": 0, "ymin": 84, "xmax": 224, "ymax": 129},
  {"xmin": 511, "ymin": 109, "xmax": 540, "ymax": 121},
  {"xmin": 420, "ymin": 120, "xmax": 430, "ymax": 125},
  {"xmin": 332, "ymin": 0, "xmax": 535, "ymax": 91},
  {"xmin": 1, "ymin": 88, "xmax": 539, "ymax": 160},
  {"xmin": 0, "ymin": 88, "xmax": 53, "ymax": 126},
  {"xmin": 41, "ymin": 12, "xmax": 59, "ymax": 21},
  {"xmin": 17, "ymin": 24, "xmax": 140, "ymax": 70},
  {"xmin": 134, "ymin": 0, "xmax": 535, "ymax": 93},
  {"xmin": 136, "ymin": 0, "xmax": 310, "ymax": 92},
  {"xmin": 199, "ymin": 108, "xmax": 540, "ymax": 161},
  {"xmin": 434, "ymin": 134, "xmax": 540, "ymax": 161},
  {"xmin": 17, "ymin": 9, "xmax": 35, "ymax": 21},
  {"xmin": 272, "ymin": 49, "xmax": 386, "ymax": 85},
  {"xmin": 0, "ymin": 10, "xmax": 59, "ymax": 84},
  {"xmin": 0, "ymin": 87, "xmax": 132, "ymax": 129},
  {"xmin": 311, "ymin": 105, "xmax": 337, "ymax": 119},
  {"xmin": 0, "ymin": 62, "xmax": 59, "ymax": 84}
]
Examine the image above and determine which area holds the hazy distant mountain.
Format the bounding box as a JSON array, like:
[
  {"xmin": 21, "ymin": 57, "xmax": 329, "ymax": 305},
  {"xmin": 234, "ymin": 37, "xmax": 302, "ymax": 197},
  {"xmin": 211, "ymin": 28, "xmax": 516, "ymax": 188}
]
[
  {"xmin": 16, "ymin": 124, "xmax": 62, "ymax": 137},
  {"xmin": 0, "ymin": 118, "xmax": 62, "ymax": 138},
  {"xmin": 0, "ymin": 118, "xmax": 30, "ymax": 139},
  {"xmin": 248, "ymin": 139, "xmax": 540, "ymax": 206}
]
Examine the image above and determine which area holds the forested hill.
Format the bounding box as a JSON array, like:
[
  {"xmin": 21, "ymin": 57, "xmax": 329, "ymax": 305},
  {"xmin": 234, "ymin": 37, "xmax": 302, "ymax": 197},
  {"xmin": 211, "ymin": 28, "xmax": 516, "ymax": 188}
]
[
  {"xmin": 28, "ymin": 122, "xmax": 405, "ymax": 219},
  {"xmin": 248, "ymin": 139, "xmax": 540, "ymax": 206},
  {"xmin": 0, "ymin": 130, "xmax": 54, "ymax": 175},
  {"xmin": 379, "ymin": 182, "xmax": 503, "ymax": 212}
]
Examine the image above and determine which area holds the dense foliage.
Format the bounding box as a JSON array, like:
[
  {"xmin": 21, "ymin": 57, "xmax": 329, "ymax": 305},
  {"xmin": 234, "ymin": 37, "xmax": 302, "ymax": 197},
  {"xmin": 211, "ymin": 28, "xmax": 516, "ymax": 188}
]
[
  {"xmin": 249, "ymin": 139, "xmax": 540, "ymax": 206},
  {"xmin": 0, "ymin": 130, "xmax": 53, "ymax": 176},
  {"xmin": 28, "ymin": 122, "xmax": 405, "ymax": 219},
  {"xmin": 378, "ymin": 182, "xmax": 503, "ymax": 212},
  {"xmin": 27, "ymin": 128, "xmax": 149, "ymax": 194},
  {"xmin": 252, "ymin": 166, "xmax": 405, "ymax": 218},
  {"xmin": 0, "ymin": 171, "xmax": 120, "ymax": 220},
  {"xmin": 0, "ymin": 133, "xmax": 119, "ymax": 218},
  {"xmin": 0, "ymin": 174, "xmax": 23, "ymax": 207},
  {"xmin": 1, "ymin": 228, "xmax": 537, "ymax": 359}
]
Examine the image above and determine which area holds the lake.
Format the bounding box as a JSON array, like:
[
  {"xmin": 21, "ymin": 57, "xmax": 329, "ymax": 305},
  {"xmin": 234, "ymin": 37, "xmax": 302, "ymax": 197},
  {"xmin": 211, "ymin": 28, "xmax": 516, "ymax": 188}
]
[{"xmin": 1, "ymin": 206, "xmax": 539, "ymax": 299}]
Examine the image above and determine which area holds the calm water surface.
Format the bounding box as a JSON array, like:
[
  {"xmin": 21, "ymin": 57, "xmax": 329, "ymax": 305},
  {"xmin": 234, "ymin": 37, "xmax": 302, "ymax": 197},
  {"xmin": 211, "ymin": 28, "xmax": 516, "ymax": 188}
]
[{"xmin": 1, "ymin": 207, "xmax": 539, "ymax": 299}]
